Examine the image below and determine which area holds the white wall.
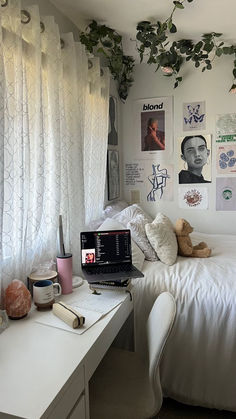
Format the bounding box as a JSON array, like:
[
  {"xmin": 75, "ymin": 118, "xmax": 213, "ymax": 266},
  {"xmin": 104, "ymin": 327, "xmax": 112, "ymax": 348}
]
[{"xmin": 121, "ymin": 58, "xmax": 236, "ymax": 234}]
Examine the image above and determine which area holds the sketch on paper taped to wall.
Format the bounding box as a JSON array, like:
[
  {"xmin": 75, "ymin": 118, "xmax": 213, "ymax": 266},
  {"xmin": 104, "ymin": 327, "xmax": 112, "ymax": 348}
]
[
  {"xmin": 125, "ymin": 161, "xmax": 173, "ymax": 202},
  {"xmin": 183, "ymin": 101, "xmax": 206, "ymax": 131},
  {"xmin": 147, "ymin": 164, "xmax": 170, "ymax": 201}
]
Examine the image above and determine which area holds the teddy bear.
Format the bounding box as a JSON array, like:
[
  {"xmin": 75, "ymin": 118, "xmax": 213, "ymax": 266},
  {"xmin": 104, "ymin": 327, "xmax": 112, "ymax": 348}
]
[{"xmin": 175, "ymin": 218, "xmax": 211, "ymax": 258}]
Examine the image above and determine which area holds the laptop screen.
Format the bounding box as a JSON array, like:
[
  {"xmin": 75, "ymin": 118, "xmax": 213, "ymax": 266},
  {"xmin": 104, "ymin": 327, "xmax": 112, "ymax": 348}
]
[{"xmin": 80, "ymin": 230, "xmax": 132, "ymax": 267}]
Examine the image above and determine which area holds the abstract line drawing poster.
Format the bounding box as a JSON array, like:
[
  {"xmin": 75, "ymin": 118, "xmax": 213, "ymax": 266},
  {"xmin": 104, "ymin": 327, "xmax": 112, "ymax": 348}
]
[
  {"xmin": 183, "ymin": 101, "xmax": 206, "ymax": 131},
  {"xmin": 108, "ymin": 96, "xmax": 118, "ymax": 145},
  {"xmin": 133, "ymin": 97, "xmax": 173, "ymax": 158},
  {"xmin": 216, "ymin": 144, "xmax": 236, "ymax": 174},
  {"xmin": 125, "ymin": 161, "xmax": 173, "ymax": 202},
  {"xmin": 216, "ymin": 113, "xmax": 236, "ymax": 143},
  {"xmin": 178, "ymin": 186, "xmax": 208, "ymax": 209},
  {"xmin": 216, "ymin": 178, "xmax": 236, "ymax": 211}
]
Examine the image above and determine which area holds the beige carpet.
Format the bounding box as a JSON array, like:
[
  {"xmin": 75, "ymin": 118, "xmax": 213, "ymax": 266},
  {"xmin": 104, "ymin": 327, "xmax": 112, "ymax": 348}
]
[{"xmin": 159, "ymin": 399, "xmax": 236, "ymax": 418}]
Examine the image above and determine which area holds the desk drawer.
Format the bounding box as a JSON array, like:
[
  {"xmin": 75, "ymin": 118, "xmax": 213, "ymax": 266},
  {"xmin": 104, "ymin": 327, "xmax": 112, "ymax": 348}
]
[{"xmin": 47, "ymin": 366, "xmax": 84, "ymax": 419}]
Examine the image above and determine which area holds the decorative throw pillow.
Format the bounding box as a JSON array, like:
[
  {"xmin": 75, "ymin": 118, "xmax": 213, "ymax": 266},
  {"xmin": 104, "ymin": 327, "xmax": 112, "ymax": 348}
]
[
  {"xmin": 97, "ymin": 218, "xmax": 145, "ymax": 271},
  {"xmin": 113, "ymin": 204, "xmax": 153, "ymax": 227},
  {"xmin": 127, "ymin": 215, "xmax": 158, "ymax": 262},
  {"xmin": 145, "ymin": 213, "xmax": 177, "ymax": 265}
]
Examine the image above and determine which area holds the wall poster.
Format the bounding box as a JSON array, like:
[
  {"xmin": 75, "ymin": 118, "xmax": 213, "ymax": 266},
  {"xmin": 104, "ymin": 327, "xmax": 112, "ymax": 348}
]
[
  {"xmin": 216, "ymin": 144, "xmax": 236, "ymax": 174},
  {"xmin": 177, "ymin": 134, "xmax": 212, "ymax": 184},
  {"xmin": 178, "ymin": 186, "xmax": 208, "ymax": 209},
  {"xmin": 216, "ymin": 178, "xmax": 236, "ymax": 211},
  {"xmin": 216, "ymin": 113, "xmax": 236, "ymax": 143},
  {"xmin": 133, "ymin": 97, "xmax": 173, "ymax": 158},
  {"xmin": 183, "ymin": 101, "xmax": 206, "ymax": 131},
  {"xmin": 107, "ymin": 150, "xmax": 120, "ymax": 200},
  {"xmin": 125, "ymin": 160, "xmax": 173, "ymax": 202},
  {"xmin": 108, "ymin": 96, "xmax": 118, "ymax": 146}
]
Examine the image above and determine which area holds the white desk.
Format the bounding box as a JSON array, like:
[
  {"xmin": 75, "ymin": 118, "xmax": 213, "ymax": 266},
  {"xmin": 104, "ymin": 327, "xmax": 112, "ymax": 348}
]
[{"xmin": 0, "ymin": 282, "xmax": 133, "ymax": 419}]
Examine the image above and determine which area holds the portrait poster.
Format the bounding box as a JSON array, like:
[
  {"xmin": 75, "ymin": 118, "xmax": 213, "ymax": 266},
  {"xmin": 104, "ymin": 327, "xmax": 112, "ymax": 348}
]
[
  {"xmin": 178, "ymin": 134, "xmax": 212, "ymax": 184},
  {"xmin": 178, "ymin": 186, "xmax": 208, "ymax": 209},
  {"xmin": 183, "ymin": 101, "xmax": 206, "ymax": 131},
  {"xmin": 125, "ymin": 160, "xmax": 173, "ymax": 202},
  {"xmin": 107, "ymin": 150, "xmax": 120, "ymax": 200},
  {"xmin": 216, "ymin": 113, "xmax": 236, "ymax": 143},
  {"xmin": 133, "ymin": 97, "xmax": 173, "ymax": 158},
  {"xmin": 108, "ymin": 96, "xmax": 118, "ymax": 146},
  {"xmin": 216, "ymin": 178, "xmax": 236, "ymax": 211},
  {"xmin": 216, "ymin": 144, "xmax": 236, "ymax": 174}
]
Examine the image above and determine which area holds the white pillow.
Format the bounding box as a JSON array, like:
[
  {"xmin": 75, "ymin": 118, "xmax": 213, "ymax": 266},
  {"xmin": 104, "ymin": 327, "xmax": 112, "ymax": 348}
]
[
  {"xmin": 113, "ymin": 204, "xmax": 152, "ymax": 227},
  {"xmin": 97, "ymin": 218, "xmax": 145, "ymax": 271},
  {"xmin": 127, "ymin": 215, "xmax": 158, "ymax": 261},
  {"xmin": 145, "ymin": 213, "xmax": 177, "ymax": 266}
]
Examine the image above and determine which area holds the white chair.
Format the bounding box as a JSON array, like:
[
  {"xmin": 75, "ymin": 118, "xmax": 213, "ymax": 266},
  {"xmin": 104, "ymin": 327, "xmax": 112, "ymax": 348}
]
[{"xmin": 89, "ymin": 292, "xmax": 176, "ymax": 419}]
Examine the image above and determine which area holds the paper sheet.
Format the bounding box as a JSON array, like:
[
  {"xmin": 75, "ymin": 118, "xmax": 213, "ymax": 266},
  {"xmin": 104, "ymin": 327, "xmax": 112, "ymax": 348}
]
[{"xmin": 35, "ymin": 290, "xmax": 127, "ymax": 335}]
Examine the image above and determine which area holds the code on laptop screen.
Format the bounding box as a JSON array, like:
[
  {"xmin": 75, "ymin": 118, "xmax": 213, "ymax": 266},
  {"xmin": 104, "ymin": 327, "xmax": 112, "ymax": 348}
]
[{"xmin": 80, "ymin": 230, "xmax": 131, "ymax": 266}]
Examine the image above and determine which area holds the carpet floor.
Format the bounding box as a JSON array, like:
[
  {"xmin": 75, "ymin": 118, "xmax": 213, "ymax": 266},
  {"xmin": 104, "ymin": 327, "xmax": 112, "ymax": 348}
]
[{"xmin": 159, "ymin": 399, "xmax": 236, "ymax": 418}]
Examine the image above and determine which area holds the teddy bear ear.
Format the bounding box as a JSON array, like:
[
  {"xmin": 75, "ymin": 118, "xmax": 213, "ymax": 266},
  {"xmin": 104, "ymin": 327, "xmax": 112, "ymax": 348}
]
[{"xmin": 176, "ymin": 218, "xmax": 184, "ymax": 229}]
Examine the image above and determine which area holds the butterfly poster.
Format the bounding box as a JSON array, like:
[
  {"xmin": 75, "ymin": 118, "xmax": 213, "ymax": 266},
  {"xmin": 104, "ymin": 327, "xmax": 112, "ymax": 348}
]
[{"xmin": 183, "ymin": 101, "xmax": 206, "ymax": 131}]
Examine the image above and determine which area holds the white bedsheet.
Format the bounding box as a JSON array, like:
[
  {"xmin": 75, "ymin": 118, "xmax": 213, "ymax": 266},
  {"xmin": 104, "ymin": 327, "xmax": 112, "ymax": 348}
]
[{"xmin": 132, "ymin": 232, "xmax": 236, "ymax": 411}]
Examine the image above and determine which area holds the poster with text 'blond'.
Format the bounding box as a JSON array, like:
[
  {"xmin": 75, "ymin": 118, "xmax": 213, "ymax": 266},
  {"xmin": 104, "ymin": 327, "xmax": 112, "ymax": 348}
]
[
  {"xmin": 133, "ymin": 97, "xmax": 173, "ymax": 159},
  {"xmin": 125, "ymin": 161, "xmax": 174, "ymax": 203}
]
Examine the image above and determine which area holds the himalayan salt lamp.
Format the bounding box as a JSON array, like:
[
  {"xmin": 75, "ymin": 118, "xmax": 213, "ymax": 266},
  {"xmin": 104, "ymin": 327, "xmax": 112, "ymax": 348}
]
[{"xmin": 5, "ymin": 279, "xmax": 31, "ymax": 319}]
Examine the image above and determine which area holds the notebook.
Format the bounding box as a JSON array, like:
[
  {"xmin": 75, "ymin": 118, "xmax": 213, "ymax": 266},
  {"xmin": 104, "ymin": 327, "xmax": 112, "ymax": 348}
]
[{"xmin": 80, "ymin": 230, "xmax": 144, "ymax": 283}]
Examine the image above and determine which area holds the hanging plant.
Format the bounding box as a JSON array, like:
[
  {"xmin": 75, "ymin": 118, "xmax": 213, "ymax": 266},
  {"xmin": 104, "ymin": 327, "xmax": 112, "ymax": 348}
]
[
  {"xmin": 136, "ymin": 0, "xmax": 236, "ymax": 91},
  {"xmin": 80, "ymin": 20, "xmax": 135, "ymax": 101}
]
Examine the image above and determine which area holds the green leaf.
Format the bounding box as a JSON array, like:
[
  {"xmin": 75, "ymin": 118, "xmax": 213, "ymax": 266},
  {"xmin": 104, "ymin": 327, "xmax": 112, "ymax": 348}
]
[
  {"xmin": 174, "ymin": 81, "xmax": 179, "ymax": 88},
  {"xmin": 194, "ymin": 41, "xmax": 203, "ymax": 53},
  {"xmin": 173, "ymin": 1, "xmax": 184, "ymax": 9},
  {"xmin": 216, "ymin": 48, "xmax": 222, "ymax": 57},
  {"xmin": 170, "ymin": 23, "xmax": 177, "ymax": 33},
  {"xmin": 176, "ymin": 76, "xmax": 182, "ymax": 81},
  {"xmin": 195, "ymin": 61, "xmax": 200, "ymax": 68},
  {"xmin": 202, "ymin": 67, "xmax": 206, "ymax": 72},
  {"xmin": 207, "ymin": 63, "xmax": 212, "ymax": 70},
  {"xmin": 233, "ymin": 68, "xmax": 236, "ymax": 79},
  {"xmin": 223, "ymin": 47, "xmax": 230, "ymax": 54},
  {"xmin": 186, "ymin": 55, "xmax": 192, "ymax": 61},
  {"xmin": 168, "ymin": 19, "xmax": 172, "ymax": 31}
]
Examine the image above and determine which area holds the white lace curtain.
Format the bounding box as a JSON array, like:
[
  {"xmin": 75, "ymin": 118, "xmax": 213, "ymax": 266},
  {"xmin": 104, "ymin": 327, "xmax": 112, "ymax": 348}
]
[{"xmin": 0, "ymin": 0, "xmax": 109, "ymax": 305}]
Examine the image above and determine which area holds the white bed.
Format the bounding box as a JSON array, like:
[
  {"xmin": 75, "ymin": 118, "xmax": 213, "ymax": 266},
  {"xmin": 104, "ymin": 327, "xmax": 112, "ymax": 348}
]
[{"xmin": 132, "ymin": 231, "xmax": 236, "ymax": 412}]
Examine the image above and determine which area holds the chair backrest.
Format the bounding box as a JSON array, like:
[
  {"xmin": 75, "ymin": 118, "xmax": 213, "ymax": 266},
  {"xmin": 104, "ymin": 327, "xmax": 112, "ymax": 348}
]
[{"xmin": 147, "ymin": 292, "xmax": 176, "ymax": 414}]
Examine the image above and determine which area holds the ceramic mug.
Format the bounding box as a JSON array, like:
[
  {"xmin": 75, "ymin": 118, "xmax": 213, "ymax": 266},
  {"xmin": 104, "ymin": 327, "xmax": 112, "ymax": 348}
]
[{"xmin": 33, "ymin": 279, "xmax": 61, "ymax": 309}]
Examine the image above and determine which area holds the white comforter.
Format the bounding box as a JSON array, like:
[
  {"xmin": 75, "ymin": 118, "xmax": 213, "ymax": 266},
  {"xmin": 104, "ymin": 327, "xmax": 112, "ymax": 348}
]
[{"xmin": 132, "ymin": 232, "xmax": 236, "ymax": 411}]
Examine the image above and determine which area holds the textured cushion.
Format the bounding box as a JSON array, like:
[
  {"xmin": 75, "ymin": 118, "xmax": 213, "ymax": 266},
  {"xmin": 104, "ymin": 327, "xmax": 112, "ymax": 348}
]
[
  {"xmin": 113, "ymin": 204, "xmax": 152, "ymax": 227},
  {"xmin": 97, "ymin": 218, "xmax": 145, "ymax": 271},
  {"xmin": 127, "ymin": 215, "xmax": 158, "ymax": 262},
  {"xmin": 145, "ymin": 213, "xmax": 178, "ymax": 266}
]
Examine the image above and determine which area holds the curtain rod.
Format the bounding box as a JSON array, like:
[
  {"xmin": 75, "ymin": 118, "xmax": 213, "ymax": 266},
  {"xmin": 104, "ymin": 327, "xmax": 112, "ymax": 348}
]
[{"xmin": 0, "ymin": 2, "xmax": 105, "ymax": 73}]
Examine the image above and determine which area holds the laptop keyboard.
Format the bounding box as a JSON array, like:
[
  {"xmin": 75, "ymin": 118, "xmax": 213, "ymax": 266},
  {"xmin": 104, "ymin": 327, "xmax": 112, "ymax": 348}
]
[{"xmin": 84, "ymin": 264, "xmax": 136, "ymax": 275}]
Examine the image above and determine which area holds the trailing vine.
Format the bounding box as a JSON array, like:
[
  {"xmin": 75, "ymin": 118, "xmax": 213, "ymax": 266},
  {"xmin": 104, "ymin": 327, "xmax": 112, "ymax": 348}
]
[
  {"xmin": 80, "ymin": 1, "xmax": 236, "ymax": 100},
  {"xmin": 80, "ymin": 20, "xmax": 135, "ymax": 101},
  {"xmin": 136, "ymin": 0, "xmax": 236, "ymax": 91}
]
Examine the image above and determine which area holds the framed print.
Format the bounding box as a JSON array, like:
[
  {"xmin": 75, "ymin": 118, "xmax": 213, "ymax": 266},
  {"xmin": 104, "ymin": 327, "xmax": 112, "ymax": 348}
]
[
  {"xmin": 107, "ymin": 150, "xmax": 120, "ymax": 200},
  {"xmin": 133, "ymin": 96, "xmax": 173, "ymax": 158},
  {"xmin": 108, "ymin": 96, "xmax": 118, "ymax": 146}
]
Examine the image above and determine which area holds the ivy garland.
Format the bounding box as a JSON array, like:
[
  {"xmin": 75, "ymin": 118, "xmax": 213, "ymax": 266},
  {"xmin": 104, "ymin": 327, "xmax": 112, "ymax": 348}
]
[
  {"xmin": 136, "ymin": 0, "xmax": 236, "ymax": 90},
  {"xmin": 80, "ymin": 1, "xmax": 236, "ymax": 101},
  {"xmin": 80, "ymin": 20, "xmax": 135, "ymax": 102}
]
